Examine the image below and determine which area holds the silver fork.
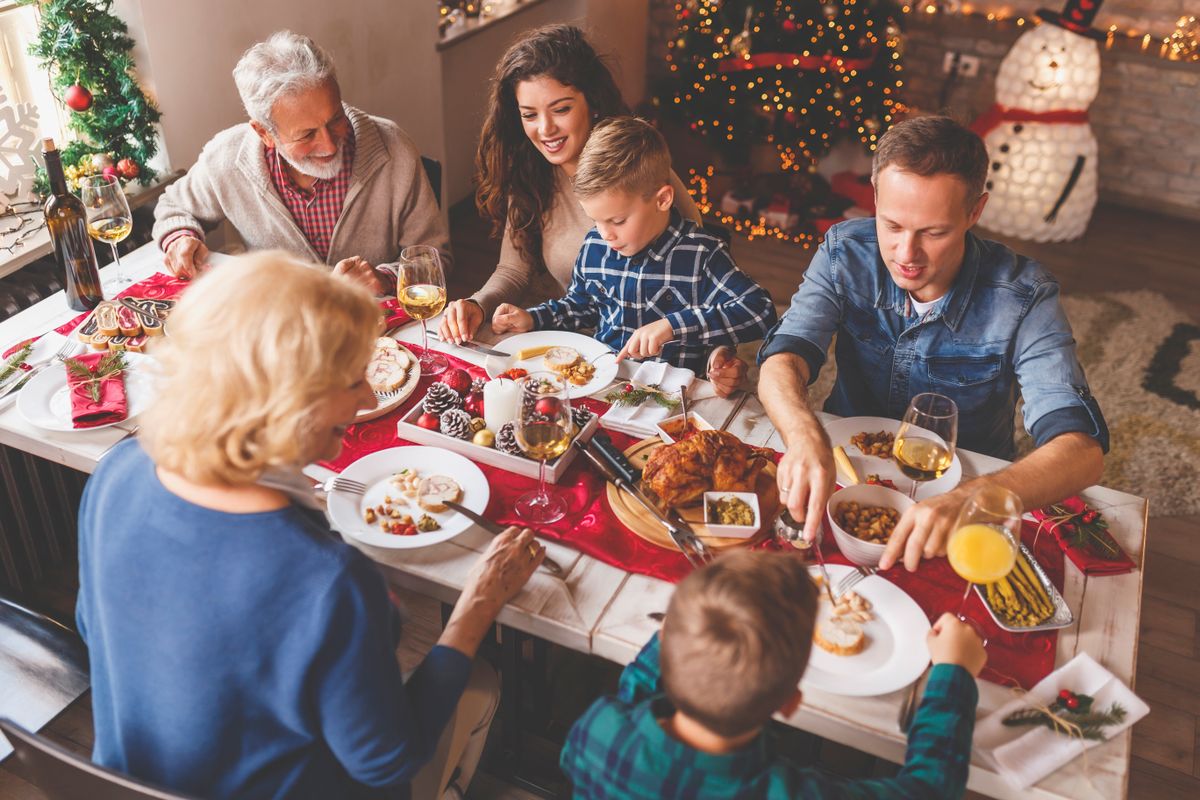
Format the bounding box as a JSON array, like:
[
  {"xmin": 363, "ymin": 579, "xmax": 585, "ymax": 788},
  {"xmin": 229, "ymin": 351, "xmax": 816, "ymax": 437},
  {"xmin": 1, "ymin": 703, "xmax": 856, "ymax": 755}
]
[
  {"xmin": 0, "ymin": 337, "xmax": 79, "ymax": 400},
  {"xmin": 833, "ymin": 565, "xmax": 876, "ymax": 599},
  {"xmin": 322, "ymin": 475, "xmax": 367, "ymax": 495}
]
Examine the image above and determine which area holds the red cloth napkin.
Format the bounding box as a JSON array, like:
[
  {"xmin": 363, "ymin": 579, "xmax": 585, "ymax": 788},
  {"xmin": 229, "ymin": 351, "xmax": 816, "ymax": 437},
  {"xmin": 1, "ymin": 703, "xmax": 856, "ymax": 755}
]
[
  {"xmin": 65, "ymin": 352, "xmax": 128, "ymax": 428},
  {"xmin": 380, "ymin": 298, "xmax": 412, "ymax": 329},
  {"xmin": 1030, "ymin": 497, "xmax": 1136, "ymax": 576}
]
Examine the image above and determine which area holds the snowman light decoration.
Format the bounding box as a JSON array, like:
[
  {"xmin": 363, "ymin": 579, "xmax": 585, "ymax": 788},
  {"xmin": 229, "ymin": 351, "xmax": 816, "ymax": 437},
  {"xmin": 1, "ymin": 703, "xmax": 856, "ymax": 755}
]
[{"xmin": 972, "ymin": 0, "xmax": 1105, "ymax": 242}]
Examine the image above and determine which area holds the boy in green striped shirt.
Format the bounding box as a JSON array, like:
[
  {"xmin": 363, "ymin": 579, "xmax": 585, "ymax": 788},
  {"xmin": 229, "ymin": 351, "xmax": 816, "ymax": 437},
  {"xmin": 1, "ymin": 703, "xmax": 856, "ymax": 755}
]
[{"xmin": 560, "ymin": 550, "xmax": 985, "ymax": 798}]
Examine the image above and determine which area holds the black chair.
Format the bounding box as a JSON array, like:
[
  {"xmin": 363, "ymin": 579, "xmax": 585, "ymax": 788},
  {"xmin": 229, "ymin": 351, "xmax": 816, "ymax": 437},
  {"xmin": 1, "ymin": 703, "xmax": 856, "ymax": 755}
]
[
  {"xmin": 421, "ymin": 156, "xmax": 442, "ymax": 209},
  {"xmin": 0, "ymin": 718, "xmax": 197, "ymax": 799}
]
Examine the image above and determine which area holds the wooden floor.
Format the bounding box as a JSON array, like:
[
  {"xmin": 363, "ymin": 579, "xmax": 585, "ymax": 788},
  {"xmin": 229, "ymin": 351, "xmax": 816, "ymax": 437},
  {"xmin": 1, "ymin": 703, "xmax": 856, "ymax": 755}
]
[{"xmin": 3, "ymin": 201, "xmax": 1197, "ymax": 799}]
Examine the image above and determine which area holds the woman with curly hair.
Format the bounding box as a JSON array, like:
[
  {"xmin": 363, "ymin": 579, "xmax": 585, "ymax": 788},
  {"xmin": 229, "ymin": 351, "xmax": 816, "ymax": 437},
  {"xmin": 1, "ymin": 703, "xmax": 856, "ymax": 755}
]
[{"xmin": 438, "ymin": 25, "xmax": 703, "ymax": 339}]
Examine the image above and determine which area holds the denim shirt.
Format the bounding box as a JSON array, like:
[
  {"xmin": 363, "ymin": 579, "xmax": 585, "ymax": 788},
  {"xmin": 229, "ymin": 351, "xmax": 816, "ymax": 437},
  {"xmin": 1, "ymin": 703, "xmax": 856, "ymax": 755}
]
[{"xmin": 758, "ymin": 218, "xmax": 1108, "ymax": 460}]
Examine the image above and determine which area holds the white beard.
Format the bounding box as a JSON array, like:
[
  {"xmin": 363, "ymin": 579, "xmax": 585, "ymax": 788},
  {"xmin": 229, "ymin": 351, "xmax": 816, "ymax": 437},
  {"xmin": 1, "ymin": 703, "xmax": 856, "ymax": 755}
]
[{"xmin": 279, "ymin": 140, "xmax": 344, "ymax": 181}]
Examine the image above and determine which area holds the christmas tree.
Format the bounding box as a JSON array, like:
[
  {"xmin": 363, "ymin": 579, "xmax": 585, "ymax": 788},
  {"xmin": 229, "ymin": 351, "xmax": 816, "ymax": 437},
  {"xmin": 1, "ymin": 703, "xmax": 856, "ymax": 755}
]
[
  {"xmin": 22, "ymin": 0, "xmax": 162, "ymax": 190},
  {"xmin": 661, "ymin": 0, "xmax": 905, "ymax": 171}
]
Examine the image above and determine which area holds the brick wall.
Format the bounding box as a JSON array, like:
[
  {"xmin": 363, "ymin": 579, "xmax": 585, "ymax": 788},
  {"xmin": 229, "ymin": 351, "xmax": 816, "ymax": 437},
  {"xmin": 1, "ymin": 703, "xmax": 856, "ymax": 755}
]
[{"xmin": 645, "ymin": 3, "xmax": 1200, "ymax": 220}]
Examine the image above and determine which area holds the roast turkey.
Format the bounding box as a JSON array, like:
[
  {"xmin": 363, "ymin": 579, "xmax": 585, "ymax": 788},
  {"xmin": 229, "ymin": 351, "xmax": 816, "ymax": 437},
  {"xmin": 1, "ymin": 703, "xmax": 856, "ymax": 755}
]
[{"xmin": 641, "ymin": 430, "xmax": 772, "ymax": 508}]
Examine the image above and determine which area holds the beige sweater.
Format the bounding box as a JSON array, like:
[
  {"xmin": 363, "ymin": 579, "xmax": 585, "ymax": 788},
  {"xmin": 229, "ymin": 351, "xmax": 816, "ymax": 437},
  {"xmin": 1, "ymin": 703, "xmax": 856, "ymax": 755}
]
[
  {"xmin": 152, "ymin": 106, "xmax": 451, "ymax": 271},
  {"xmin": 470, "ymin": 167, "xmax": 701, "ymax": 316}
]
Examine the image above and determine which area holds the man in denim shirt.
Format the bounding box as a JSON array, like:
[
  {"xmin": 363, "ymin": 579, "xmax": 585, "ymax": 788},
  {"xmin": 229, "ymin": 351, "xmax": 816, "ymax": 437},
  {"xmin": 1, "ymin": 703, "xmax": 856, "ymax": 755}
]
[{"xmin": 759, "ymin": 116, "xmax": 1108, "ymax": 571}]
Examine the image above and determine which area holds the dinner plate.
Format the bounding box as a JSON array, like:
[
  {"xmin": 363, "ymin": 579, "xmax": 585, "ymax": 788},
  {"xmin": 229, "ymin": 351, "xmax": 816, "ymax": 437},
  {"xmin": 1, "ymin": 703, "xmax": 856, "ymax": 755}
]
[
  {"xmin": 327, "ymin": 446, "xmax": 490, "ymax": 549},
  {"xmin": 802, "ymin": 565, "xmax": 932, "ymax": 697},
  {"xmin": 823, "ymin": 415, "xmax": 963, "ymax": 500},
  {"xmin": 16, "ymin": 351, "xmax": 155, "ymax": 432},
  {"xmin": 483, "ymin": 331, "xmax": 619, "ymax": 399},
  {"xmin": 356, "ymin": 340, "xmax": 422, "ymax": 423}
]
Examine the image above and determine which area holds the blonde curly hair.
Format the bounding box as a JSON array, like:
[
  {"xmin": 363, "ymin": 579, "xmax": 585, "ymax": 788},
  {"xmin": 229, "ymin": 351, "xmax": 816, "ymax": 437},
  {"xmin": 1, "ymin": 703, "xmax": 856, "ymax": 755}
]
[{"xmin": 139, "ymin": 251, "xmax": 379, "ymax": 485}]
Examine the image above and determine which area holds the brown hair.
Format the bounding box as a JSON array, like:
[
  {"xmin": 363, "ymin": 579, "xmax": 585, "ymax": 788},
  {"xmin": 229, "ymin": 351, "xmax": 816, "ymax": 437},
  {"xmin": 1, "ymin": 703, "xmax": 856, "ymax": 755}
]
[
  {"xmin": 871, "ymin": 115, "xmax": 989, "ymax": 204},
  {"xmin": 573, "ymin": 116, "xmax": 671, "ymax": 200},
  {"xmin": 660, "ymin": 550, "xmax": 818, "ymax": 738},
  {"xmin": 475, "ymin": 25, "xmax": 630, "ymax": 266}
]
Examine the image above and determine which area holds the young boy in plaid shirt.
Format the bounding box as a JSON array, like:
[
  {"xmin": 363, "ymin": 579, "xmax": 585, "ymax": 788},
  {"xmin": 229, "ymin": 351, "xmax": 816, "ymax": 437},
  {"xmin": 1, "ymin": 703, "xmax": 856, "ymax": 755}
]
[
  {"xmin": 491, "ymin": 118, "xmax": 777, "ymax": 391},
  {"xmin": 560, "ymin": 550, "xmax": 986, "ymax": 799}
]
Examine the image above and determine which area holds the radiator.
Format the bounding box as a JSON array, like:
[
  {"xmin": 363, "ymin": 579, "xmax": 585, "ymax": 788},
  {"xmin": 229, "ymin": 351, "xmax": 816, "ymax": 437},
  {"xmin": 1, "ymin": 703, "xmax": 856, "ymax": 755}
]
[{"xmin": 0, "ymin": 444, "xmax": 87, "ymax": 598}]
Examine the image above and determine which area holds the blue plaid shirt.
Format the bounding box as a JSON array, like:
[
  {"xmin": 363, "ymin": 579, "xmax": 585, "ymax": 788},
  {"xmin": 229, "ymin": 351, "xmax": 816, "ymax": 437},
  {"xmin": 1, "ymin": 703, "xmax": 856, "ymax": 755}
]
[
  {"xmin": 528, "ymin": 211, "xmax": 777, "ymax": 373},
  {"xmin": 561, "ymin": 634, "xmax": 978, "ymax": 799}
]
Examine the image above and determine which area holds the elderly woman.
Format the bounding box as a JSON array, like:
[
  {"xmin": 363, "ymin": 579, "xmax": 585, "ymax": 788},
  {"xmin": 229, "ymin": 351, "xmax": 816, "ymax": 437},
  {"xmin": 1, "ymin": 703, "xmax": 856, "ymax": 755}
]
[
  {"xmin": 152, "ymin": 30, "xmax": 448, "ymax": 293},
  {"xmin": 437, "ymin": 25, "xmax": 747, "ymax": 396},
  {"xmin": 76, "ymin": 254, "xmax": 540, "ymax": 799}
]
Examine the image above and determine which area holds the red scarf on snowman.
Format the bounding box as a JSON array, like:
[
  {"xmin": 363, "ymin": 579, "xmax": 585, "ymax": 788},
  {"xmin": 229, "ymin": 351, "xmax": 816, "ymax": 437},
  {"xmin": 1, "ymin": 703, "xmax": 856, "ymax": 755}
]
[{"xmin": 970, "ymin": 105, "xmax": 1089, "ymax": 139}]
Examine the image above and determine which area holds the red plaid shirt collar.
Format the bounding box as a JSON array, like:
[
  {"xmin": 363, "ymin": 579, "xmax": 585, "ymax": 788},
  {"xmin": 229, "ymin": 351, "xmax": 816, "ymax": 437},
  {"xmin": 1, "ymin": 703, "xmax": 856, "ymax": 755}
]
[{"xmin": 265, "ymin": 130, "xmax": 355, "ymax": 261}]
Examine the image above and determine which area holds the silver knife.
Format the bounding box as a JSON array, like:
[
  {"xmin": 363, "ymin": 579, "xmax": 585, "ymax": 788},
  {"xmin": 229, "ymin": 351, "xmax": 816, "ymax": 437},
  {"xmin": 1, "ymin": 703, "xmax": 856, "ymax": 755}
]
[
  {"xmin": 427, "ymin": 331, "xmax": 510, "ymax": 359},
  {"xmin": 441, "ymin": 499, "xmax": 566, "ymax": 578}
]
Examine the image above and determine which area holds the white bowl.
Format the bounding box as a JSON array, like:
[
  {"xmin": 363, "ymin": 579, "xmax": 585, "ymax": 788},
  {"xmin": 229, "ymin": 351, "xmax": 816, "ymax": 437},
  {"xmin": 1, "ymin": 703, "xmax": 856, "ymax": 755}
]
[
  {"xmin": 656, "ymin": 411, "xmax": 714, "ymax": 444},
  {"xmin": 825, "ymin": 483, "xmax": 914, "ymax": 566},
  {"xmin": 703, "ymin": 491, "xmax": 760, "ymax": 539}
]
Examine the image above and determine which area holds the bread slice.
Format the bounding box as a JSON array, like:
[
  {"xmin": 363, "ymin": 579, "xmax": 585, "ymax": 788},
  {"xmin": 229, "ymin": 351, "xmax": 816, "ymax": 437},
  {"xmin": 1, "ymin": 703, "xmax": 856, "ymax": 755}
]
[
  {"xmin": 417, "ymin": 475, "xmax": 463, "ymax": 512},
  {"xmin": 813, "ymin": 617, "xmax": 866, "ymax": 656}
]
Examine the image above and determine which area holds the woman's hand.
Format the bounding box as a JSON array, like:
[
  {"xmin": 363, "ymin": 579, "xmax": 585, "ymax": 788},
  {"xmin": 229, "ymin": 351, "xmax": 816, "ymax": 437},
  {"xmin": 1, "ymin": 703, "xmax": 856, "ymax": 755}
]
[
  {"xmin": 439, "ymin": 527, "xmax": 544, "ymax": 657},
  {"xmin": 439, "ymin": 299, "xmax": 485, "ymax": 344},
  {"xmin": 492, "ymin": 303, "xmax": 534, "ymax": 335},
  {"xmin": 707, "ymin": 345, "xmax": 747, "ymax": 398}
]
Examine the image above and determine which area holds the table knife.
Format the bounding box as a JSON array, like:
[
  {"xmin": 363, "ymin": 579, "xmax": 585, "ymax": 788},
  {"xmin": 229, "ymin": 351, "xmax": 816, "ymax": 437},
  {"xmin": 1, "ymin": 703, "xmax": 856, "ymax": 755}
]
[
  {"xmin": 717, "ymin": 390, "xmax": 750, "ymax": 432},
  {"xmin": 427, "ymin": 331, "xmax": 510, "ymax": 358},
  {"xmin": 441, "ymin": 499, "xmax": 565, "ymax": 578}
]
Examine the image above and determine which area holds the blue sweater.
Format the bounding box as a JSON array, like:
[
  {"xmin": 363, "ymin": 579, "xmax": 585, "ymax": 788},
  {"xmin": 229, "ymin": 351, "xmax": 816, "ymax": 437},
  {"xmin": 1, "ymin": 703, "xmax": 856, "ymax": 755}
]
[{"xmin": 76, "ymin": 440, "xmax": 471, "ymax": 799}]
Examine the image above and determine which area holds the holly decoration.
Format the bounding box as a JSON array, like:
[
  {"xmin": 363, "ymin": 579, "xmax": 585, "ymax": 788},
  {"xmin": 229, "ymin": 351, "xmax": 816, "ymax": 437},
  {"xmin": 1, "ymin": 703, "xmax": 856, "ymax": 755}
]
[
  {"xmin": 1032, "ymin": 498, "xmax": 1123, "ymax": 560},
  {"xmin": 422, "ymin": 382, "xmax": 462, "ymax": 415},
  {"xmin": 64, "ymin": 351, "xmax": 125, "ymax": 403},
  {"xmin": 603, "ymin": 382, "xmax": 681, "ymax": 409},
  {"xmin": 24, "ymin": 0, "xmax": 162, "ymax": 193},
  {"xmin": 64, "ymin": 83, "xmax": 93, "ymax": 111},
  {"xmin": 439, "ymin": 408, "xmax": 473, "ymax": 440},
  {"xmin": 439, "ymin": 367, "xmax": 472, "ymax": 396},
  {"xmin": 1003, "ymin": 689, "xmax": 1127, "ymax": 741}
]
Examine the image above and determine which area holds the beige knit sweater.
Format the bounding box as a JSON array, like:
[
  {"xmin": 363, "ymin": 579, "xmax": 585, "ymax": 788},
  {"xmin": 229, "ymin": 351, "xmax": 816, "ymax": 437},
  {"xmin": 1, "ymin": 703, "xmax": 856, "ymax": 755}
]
[
  {"xmin": 152, "ymin": 106, "xmax": 451, "ymax": 271},
  {"xmin": 470, "ymin": 167, "xmax": 701, "ymax": 316}
]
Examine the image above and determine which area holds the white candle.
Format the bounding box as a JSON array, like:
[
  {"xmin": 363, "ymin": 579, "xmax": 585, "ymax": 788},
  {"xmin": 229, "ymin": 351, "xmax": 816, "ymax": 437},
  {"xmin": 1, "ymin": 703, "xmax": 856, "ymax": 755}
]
[{"xmin": 483, "ymin": 378, "xmax": 521, "ymax": 432}]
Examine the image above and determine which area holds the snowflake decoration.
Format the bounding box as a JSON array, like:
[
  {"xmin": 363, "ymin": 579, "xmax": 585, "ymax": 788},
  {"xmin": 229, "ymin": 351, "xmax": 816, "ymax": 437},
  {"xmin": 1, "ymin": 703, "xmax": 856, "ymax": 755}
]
[{"xmin": 0, "ymin": 90, "xmax": 41, "ymax": 201}]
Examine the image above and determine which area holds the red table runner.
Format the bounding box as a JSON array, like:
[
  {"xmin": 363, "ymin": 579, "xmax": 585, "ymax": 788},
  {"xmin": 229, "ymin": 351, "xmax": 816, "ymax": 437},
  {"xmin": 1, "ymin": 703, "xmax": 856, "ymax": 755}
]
[{"xmin": 326, "ymin": 345, "xmax": 1064, "ymax": 689}]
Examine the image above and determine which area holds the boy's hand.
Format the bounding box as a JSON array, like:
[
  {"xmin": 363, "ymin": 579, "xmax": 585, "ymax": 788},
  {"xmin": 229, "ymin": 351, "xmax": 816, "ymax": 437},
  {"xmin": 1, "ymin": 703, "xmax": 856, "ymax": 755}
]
[
  {"xmin": 492, "ymin": 303, "xmax": 534, "ymax": 335},
  {"xmin": 707, "ymin": 345, "xmax": 747, "ymax": 398},
  {"xmin": 927, "ymin": 613, "xmax": 987, "ymax": 677},
  {"xmin": 616, "ymin": 318, "xmax": 675, "ymax": 362}
]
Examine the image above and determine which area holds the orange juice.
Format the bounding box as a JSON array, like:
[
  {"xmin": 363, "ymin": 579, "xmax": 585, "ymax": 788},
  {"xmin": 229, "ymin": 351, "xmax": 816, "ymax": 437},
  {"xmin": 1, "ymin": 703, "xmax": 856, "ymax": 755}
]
[{"xmin": 947, "ymin": 524, "xmax": 1017, "ymax": 584}]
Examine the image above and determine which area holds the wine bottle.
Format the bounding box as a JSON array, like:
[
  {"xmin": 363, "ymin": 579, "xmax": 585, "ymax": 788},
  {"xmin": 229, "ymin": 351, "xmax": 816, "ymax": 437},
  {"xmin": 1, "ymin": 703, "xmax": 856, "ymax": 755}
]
[{"xmin": 42, "ymin": 138, "xmax": 103, "ymax": 311}]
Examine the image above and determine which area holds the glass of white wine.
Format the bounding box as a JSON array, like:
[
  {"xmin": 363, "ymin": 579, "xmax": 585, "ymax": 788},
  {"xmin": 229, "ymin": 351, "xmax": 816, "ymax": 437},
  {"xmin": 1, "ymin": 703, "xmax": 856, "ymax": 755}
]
[
  {"xmin": 893, "ymin": 392, "xmax": 958, "ymax": 500},
  {"xmin": 397, "ymin": 244, "xmax": 448, "ymax": 376},
  {"xmin": 514, "ymin": 373, "xmax": 571, "ymax": 524},
  {"xmin": 79, "ymin": 174, "xmax": 133, "ymax": 287}
]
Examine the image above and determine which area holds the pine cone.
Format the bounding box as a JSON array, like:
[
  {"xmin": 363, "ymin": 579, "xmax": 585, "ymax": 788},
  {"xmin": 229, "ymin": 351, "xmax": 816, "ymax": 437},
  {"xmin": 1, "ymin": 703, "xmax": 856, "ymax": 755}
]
[
  {"xmin": 423, "ymin": 382, "xmax": 462, "ymax": 415},
  {"xmin": 571, "ymin": 406, "xmax": 595, "ymax": 430},
  {"xmin": 439, "ymin": 408, "xmax": 473, "ymax": 440},
  {"xmin": 470, "ymin": 376, "xmax": 487, "ymax": 394},
  {"xmin": 496, "ymin": 422, "xmax": 525, "ymax": 457}
]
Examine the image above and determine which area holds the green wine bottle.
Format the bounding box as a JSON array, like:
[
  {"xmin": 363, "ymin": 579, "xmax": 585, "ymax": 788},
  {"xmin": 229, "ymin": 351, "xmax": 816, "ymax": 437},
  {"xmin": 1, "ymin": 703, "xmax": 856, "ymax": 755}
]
[{"xmin": 42, "ymin": 138, "xmax": 103, "ymax": 311}]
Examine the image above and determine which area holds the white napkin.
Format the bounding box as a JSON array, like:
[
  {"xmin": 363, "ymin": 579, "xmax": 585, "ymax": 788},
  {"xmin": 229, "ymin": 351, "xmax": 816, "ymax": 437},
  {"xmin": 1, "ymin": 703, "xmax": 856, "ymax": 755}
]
[
  {"xmin": 600, "ymin": 361, "xmax": 715, "ymax": 439},
  {"xmin": 973, "ymin": 652, "xmax": 1149, "ymax": 789}
]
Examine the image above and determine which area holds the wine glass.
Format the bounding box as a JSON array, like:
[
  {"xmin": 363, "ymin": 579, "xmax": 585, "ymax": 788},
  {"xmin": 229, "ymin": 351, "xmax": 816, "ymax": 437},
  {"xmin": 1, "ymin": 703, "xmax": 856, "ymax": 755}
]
[
  {"xmin": 79, "ymin": 174, "xmax": 133, "ymax": 287},
  {"xmin": 893, "ymin": 392, "xmax": 958, "ymax": 500},
  {"xmin": 396, "ymin": 244, "xmax": 448, "ymax": 376},
  {"xmin": 513, "ymin": 373, "xmax": 571, "ymax": 524},
  {"xmin": 946, "ymin": 484, "xmax": 1021, "ymax": 646}
]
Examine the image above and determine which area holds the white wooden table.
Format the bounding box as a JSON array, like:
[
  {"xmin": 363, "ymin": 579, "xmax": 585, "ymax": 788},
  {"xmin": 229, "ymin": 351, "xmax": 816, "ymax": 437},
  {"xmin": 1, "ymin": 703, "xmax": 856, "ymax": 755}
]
[{"xmin": 0, "ymin": 241, "xmax": 1147, "ymax": 799}]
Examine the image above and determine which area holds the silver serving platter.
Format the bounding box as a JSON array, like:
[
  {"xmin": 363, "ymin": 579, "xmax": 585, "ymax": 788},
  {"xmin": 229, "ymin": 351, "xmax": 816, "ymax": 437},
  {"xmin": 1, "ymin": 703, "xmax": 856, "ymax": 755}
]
[{"xmin": 973, "ymin": 542, "xmax": 1075, "ymax": 633}]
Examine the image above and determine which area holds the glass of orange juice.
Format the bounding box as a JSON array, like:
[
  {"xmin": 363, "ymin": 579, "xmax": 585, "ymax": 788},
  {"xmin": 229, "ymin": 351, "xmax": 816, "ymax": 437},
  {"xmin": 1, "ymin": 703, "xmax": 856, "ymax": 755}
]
[{"xmin": 947, "ymin": 485, "xmax": 1021, "ymax": 645}]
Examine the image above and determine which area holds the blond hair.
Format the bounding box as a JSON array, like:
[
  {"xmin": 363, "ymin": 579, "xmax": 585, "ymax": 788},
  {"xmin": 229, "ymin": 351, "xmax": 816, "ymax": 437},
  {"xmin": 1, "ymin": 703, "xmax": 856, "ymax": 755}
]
[
  {"xmin": 139, "ymin": 252, "xmax": 379, "ymax": 485},
  {"xmin": 573, "ymin": 116, "xmax": 671, "ymax": 199},
  {"xmin": 660, "ymin": 550, "xmax": 818, "ymax": 737}
]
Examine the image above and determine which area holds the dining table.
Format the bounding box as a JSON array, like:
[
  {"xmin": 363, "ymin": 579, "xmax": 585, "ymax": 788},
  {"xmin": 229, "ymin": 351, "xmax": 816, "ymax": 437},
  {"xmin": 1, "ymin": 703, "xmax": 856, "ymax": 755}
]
[{"xmin": 0, "ymin": 240, "xmax": 1148, "ymax": 799}]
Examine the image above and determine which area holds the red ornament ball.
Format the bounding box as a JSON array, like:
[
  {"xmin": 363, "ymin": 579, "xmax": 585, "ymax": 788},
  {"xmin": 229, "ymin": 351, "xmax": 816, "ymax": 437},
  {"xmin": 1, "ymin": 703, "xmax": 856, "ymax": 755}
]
[
  {"xmin": 463, "ymin": 391, "xmax": 485, "ymax": 418},
  {"xmin": 116, "ymin": 158, "xmax": 140, "ymax": 180},
  {"xmin": 535, "ymin": 396, "xmax": 561, "ymax": 416},
  {"xmin": 416, "ymin": 412, "xmax": 441, "ymax": 431},
  {"xmin": 102, "ymin": 166, "xmax": 119, "ymax": 181},
  {"xmin": 439, "ymin": 368, "xmax": 472, "ymax": 396},
  {"xmin": 64, "ymin": 84, "xmax": 93, "ymax": 112},
  {"xmin": 782, "ymin": 19, "xmax": 797, "ymax": 32}
]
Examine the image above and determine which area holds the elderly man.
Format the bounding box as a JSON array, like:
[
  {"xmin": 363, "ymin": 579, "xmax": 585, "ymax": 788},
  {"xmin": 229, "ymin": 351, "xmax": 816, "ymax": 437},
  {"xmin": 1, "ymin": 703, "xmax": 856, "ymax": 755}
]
[
  {"xmin": 152, "ymin": 31, "xmax": 449, "ymax": 293},
  {"xmin": 758, "ymin": 115, "xmax": 1108, "ymax": 572}
]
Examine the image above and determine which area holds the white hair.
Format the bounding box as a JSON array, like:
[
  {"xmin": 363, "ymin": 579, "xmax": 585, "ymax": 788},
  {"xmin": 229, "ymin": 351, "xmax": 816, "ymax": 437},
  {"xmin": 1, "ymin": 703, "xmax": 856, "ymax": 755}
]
[{"xmin": 233, "ymin": 31, "xmax": 337, "ymax": 128}]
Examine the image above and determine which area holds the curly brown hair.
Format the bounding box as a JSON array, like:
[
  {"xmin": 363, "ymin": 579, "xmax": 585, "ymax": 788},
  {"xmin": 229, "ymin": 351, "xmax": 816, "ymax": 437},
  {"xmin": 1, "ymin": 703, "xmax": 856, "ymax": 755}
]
[{"xmin": 475, "ymin": 25, "xmax": 629, "ymax": 266}]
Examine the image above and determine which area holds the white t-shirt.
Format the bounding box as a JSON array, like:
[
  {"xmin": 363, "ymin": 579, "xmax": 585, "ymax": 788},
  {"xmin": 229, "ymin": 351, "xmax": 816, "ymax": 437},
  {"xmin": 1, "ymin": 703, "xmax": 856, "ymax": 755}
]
[{"xmin": 909, "ymin": 293, "xmax": 945, "ymax": 318}]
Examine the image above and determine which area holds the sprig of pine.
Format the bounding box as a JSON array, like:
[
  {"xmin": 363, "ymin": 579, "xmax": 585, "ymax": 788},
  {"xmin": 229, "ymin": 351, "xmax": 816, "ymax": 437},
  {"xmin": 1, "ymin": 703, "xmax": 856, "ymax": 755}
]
[
  {"xmin": 1003, "ymin": 698, "xmax": 1127, "ymax": 741},
  {"xmin": 0, "ymin": 342, "xmax": 34, "ymax": 383},
  {"xmin": 65, "ymin": 351, "xmax": 125, "ymax": 402},
  {"xmin": 604, "ymin": 382, "xmax": 681, "ymax": 409}
]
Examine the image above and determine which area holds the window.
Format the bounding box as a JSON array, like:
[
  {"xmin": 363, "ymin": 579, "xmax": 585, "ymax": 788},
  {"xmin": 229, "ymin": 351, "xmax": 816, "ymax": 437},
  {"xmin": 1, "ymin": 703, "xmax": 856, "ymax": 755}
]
[{"xmin": 0, "ymin": 1, "xmax": 68, "ymax": 148}]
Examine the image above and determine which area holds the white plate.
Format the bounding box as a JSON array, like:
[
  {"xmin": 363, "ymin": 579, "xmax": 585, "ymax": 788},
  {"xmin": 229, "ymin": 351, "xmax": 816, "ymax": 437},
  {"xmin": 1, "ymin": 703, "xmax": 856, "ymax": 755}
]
[
  {"xmin": 356, "ymin": 340, "xmax": 422, "ymax": 422},
  {"xmin": 327, "ymin": 446, "xmax": 490, "ymax": 549},
  {"xmin": 802, "ymin": 565, "xmax": 931, "ymax": 697},
  {"xmin": 823, "ymin": 415, "xmax": 963, "ymax": 500},
  {"xmin": 483, "ymin": 331, "xmax": 619, "ymax": 399},
  {"xmin": 16, "ymin": 351, "xmax": 155, "ymax": 432}
]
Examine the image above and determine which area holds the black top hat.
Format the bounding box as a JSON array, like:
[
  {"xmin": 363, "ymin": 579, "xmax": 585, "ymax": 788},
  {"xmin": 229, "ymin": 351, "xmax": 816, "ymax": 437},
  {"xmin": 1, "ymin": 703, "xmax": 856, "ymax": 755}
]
[{"xmin": 1037, "ymin": 0, "xmax": 1106, "ymax": 41}]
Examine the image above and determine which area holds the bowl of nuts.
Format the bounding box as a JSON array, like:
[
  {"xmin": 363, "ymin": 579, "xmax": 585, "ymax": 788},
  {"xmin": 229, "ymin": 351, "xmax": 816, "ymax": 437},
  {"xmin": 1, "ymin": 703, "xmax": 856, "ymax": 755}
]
[{"xmin": 826, "ymin": 483, "xmax": 914, "ymax": 566}]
